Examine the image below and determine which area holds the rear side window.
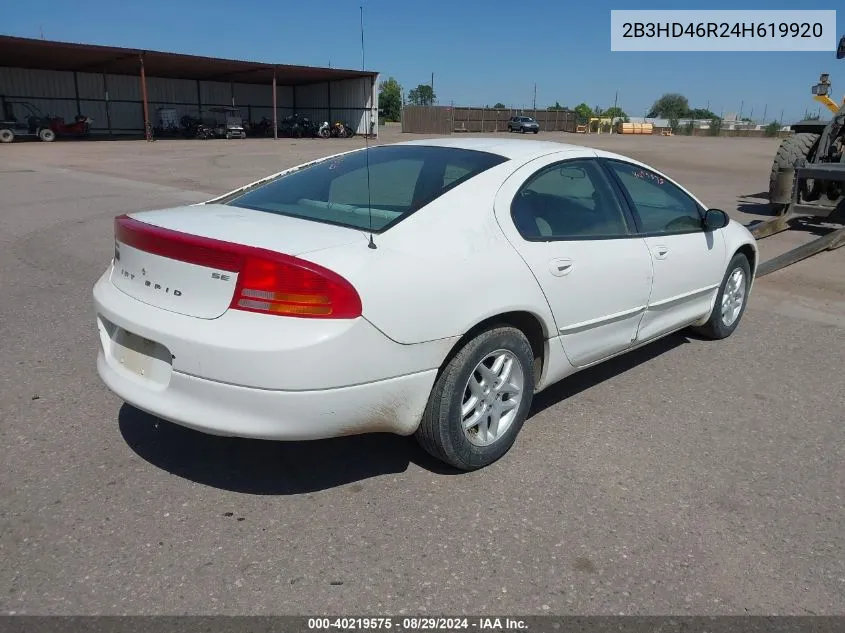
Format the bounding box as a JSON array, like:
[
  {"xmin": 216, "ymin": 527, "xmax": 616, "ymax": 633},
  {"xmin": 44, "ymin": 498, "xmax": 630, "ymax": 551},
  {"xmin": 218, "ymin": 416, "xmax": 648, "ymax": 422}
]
[
  {"xmin": 225, "ymin": 145, "xmax": 507, "ymax": 232},
  {"xmin": 511, "ymin": 159, "xmax": 631, "ymax": 239}
]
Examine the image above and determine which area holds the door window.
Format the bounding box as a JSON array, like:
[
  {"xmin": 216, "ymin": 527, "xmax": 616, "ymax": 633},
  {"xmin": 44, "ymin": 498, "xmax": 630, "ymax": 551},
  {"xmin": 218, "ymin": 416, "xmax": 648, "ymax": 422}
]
[
  {"xmin": 606, "ymin": 161, "xmax": 704, "ymax": 234},
  {"xmin": 510, "ymin": 159, "xmax": 631, "ymax": 239}
]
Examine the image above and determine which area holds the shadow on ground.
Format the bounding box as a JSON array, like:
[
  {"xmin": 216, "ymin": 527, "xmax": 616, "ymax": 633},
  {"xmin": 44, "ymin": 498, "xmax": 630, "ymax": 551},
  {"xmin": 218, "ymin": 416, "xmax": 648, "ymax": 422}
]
[
  {"xmin": 120, "ymin": 333, "xmax": 691, "ymax": 494},
  {"xmin": 736, "ymin": 192, "xmax": 776, "ymax": 217},
  {"xmin": 529, "ymin": 331, "xmax": 690, "ymax": 416}
]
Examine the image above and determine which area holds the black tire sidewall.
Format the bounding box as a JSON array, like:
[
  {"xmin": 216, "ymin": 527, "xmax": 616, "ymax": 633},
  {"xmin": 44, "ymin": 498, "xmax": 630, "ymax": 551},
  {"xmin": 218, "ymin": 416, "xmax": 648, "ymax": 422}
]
[
  {"xmin": 709, "ymin": 254, "xmax": 752, "ymax": 338},
  {"xmin": 438, "ymin": 328, "xmax": 535, "ymax": 470}
]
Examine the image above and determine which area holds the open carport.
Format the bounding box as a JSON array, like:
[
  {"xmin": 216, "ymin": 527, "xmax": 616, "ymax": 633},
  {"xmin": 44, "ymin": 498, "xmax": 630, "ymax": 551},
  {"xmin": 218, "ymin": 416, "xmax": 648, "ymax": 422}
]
[{"xmin": 0, "ymin": 35, "xmax": 379, "ymax": 139}]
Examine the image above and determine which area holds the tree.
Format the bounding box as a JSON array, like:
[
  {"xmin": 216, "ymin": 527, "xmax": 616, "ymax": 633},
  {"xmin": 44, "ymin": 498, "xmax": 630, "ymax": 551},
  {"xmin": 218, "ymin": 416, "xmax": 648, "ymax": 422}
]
[
  {"xmin": 708, "ymin": 117, "xmax": 723, "ymax": 136},
  {"xmin": 648, "ymin": 93, "xmax": 690, "ymax": 119},
  {"xmin": 378, "ymin": 77, "xmax": 402, "ymax": 122},
  {"xmin": 547, "ymin": 101, "xmax": 566, "ymax": 111},
  {"xmin": 407, "ymin": 84, "xmax": 436, "ymax": 106},
  {"xmin": 602, "ymin": 106, "xmax": 628, "ymax": 120},
  {"xmin": 493, "ymin": 102, "xmax": 507, "ymax": 109},
  {"xmin": 573, "ymin": 103, "xmax": 593, "ymax": 122},
  {"xmin": 688, "ymin": 107, "xmax": 718, "ymax": 120},
  {"xmin": 764, "ymin": 121, "xmax": 782, "ymax": 137}
]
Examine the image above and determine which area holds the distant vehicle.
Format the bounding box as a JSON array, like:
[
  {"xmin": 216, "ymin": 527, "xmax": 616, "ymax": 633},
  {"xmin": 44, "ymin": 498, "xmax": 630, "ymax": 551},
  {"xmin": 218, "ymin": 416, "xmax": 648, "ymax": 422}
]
[
  {"xmin": 209, "ymin": 107, "xmax": 247, "ymax": 139},
  {"xmin": 508, "ymin": 116, "xmax": 539, "ymax": 134},
  {"xmin": 0, "ymin": 98, "xmax": 56, "ymax": 143},
  {"xmin": 93, "ymin": 138, "xmax": 757, "ymax": 471}
]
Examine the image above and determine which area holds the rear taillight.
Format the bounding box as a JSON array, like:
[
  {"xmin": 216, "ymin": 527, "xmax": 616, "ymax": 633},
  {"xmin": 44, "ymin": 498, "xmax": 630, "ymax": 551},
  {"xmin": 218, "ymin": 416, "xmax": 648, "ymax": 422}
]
[
  {"xmin": 231, "ymin": 252, "xmax": 361, "ymax": 318},
  {"xmin": 114, "ymin": 214, "xmax": 362, "ymax": 319}
]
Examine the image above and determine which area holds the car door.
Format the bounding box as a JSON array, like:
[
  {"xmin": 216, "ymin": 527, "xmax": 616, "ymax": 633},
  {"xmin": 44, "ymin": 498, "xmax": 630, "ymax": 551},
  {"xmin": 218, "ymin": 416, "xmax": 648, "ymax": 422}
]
[
  {"xmin": 602, "ymin": 158, "xmax": 726, "ymax": 342},
  {"xmin": 494, "ymin": 154, "xmax": 654, "ymax": 367}
]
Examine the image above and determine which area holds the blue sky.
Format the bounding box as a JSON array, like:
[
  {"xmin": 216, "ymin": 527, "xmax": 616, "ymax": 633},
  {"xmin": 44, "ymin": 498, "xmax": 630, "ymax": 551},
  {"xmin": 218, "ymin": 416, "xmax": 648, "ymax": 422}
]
[{"xmin": 3, "ymin": 0, "xmax": 843, "ymax": 123}]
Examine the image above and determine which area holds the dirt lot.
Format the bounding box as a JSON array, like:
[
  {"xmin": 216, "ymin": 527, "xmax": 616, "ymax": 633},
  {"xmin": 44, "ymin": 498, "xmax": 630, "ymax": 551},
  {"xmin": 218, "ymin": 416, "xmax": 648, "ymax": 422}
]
[{"xmin": 1, "ymin": 129, "xmax": 843, "ymax": 615}]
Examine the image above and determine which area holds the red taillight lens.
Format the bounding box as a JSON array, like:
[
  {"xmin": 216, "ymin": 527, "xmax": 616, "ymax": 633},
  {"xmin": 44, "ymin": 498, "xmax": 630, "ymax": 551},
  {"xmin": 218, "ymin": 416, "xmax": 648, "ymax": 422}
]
[
  {"xmin": 231, "ymin": 253, "xmax": 361, "ymax": 318},
  {"xmin": 114, "ymin": 214, "xmax": 362, "ymax": 319}
]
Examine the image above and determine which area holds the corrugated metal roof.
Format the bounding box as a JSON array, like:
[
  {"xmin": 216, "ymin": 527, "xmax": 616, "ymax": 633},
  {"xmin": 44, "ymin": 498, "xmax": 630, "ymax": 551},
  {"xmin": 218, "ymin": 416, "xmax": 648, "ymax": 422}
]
[{"xmin": 0, "ymin": 35, "xmax": 378, "ymax": 86}]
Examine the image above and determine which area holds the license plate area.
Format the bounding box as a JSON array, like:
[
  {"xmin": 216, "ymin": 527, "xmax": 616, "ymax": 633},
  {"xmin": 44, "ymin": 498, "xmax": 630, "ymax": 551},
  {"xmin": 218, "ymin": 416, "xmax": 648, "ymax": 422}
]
[{"xmin": 100, "ymin": 317, "xmax": 173, "ymax": 387}]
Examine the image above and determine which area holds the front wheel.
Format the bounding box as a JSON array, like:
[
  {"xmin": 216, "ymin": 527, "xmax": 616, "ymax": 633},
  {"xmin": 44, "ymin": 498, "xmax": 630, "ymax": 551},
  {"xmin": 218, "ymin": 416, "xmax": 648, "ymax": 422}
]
[
  {"xmin": 415, "ymin": 326, "xmax": 535, "ymax": 471},
  {"xmin": 690, "ymin": 252, "xmax": 751, "ymax": 340},
  {"xmin": 39, "ymin": 128, "xmax": 56, "ymax": 142}
]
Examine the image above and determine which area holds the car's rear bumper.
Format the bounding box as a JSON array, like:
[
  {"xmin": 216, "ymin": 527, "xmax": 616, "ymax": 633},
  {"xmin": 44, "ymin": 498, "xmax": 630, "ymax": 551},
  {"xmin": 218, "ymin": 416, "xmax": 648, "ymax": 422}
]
[
  {"xmin": 92, "ymin": 267, "xmax": 450, "ymax": 439},
  {"xmin": 97, "ymin": 348, "xmax": 436, "ymax": 439}
]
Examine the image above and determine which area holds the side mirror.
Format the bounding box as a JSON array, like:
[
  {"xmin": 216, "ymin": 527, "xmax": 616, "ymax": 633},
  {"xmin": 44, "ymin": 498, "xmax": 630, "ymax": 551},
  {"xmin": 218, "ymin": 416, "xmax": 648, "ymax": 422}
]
[
  {"xmin": 837, "ymin": 35, "xmax": 845, "ymax": 59},
  {"xmin": 703, "ymin": 208, "xmax": 730, "ymax": 230}
]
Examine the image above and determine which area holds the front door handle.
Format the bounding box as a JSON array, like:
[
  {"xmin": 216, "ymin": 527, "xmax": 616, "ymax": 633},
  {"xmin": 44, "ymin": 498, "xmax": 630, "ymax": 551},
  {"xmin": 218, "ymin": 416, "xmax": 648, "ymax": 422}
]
[
  {"xmin": 549, "ymin": 257, "xmax": 574, "ymax": 277},
  {"xmin": 653, "ymin": 245, "xmax": 669, "ymax": 260}
]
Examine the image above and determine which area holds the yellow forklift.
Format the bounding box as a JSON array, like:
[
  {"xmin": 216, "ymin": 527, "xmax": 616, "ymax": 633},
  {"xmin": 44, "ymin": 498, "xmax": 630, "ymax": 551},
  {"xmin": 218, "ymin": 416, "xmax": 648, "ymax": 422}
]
[{"xmin": 757, "ymin": 35, "xmax": 845, "ymax": 275}]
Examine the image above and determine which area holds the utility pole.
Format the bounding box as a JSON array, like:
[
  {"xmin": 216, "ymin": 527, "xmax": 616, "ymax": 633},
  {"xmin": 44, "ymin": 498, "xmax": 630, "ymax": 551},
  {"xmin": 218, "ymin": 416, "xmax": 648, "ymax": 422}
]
[
  {"xmin": 611, "ymin": 91, "xmax": 618, "ymax": 133},
  {"xmin": 739, "ymin": 100, "xmax": 744, "ymax": 119},
  {"xmin": 762, "ymin": 104, "xmax": 767, "ymax": 122},
  {"xmin": 780, "ymin": 109, "xmax": 784, "ymax": 125},
  {"xmin": 533, "ymin": 83, "xmax": 537, "ymax": 110},
  {"xmin": 431, "ymin": 72, "xmax": 434, "ymax": 104}
]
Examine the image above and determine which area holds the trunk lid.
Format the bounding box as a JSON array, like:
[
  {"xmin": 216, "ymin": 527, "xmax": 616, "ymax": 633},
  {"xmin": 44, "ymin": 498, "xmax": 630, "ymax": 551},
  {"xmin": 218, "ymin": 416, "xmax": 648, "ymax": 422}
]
[{"xmin": 111, "ymin": 204, "xmax": 366, "ymax": 319}]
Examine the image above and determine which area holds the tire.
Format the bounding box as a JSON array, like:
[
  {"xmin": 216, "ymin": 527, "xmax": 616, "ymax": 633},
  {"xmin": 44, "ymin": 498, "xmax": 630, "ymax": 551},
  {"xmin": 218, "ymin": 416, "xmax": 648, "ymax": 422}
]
[
  {"xmin": 690, "ymin": 252, "xmax": 751, "ymax": 340},
  {"xmin": 0, "ymin": 128, "xmax": 14, "ymax": 143},
  {"xmin": 768, "ymin": 132, "xmax": 818, "ymax": 212},
  {"xmin": 39, "ymin": 128, "xmax": 56, "ymax": 142},
  {"xmin": 415, "ymin": 326, "xmax": 536, "ymax": 471},
  {"xmin": 533, "ymin": 129, "xmax": 538, "ymax": 134}
]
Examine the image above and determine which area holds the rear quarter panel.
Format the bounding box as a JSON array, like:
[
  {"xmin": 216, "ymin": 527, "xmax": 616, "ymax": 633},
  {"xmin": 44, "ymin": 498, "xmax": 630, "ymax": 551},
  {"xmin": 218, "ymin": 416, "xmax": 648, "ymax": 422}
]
[{"xmin": 304, "ymin": 162, "xmax": 558, "ymax": 345}]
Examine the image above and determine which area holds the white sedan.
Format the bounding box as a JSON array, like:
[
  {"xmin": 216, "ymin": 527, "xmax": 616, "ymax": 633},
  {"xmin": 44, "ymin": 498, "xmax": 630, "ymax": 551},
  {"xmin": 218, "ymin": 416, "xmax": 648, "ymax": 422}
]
[{"xmin": 93, "ymin": 137, "xmax": 757, "ymax": 471}]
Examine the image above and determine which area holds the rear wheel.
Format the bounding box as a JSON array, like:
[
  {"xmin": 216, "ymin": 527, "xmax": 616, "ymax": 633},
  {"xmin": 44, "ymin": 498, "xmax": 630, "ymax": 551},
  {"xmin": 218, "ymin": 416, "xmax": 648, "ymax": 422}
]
[
  {"xmin": 39, "ymin": 128, "xmax": 56, "ymax": 142},
  {"xmin": 691, "ymin": 252, "xmax": 751, "ymax": 340},
  {"xmin": 0, "ymin": 128, "xmax": 14, "ymax": 143},
  {"xmin": 768, "ymin": 132, "xmax": 818, "ymax": 212},
  {"xmin": 415, "ymin": 326, "xmax": 535, "ymax": 471}
]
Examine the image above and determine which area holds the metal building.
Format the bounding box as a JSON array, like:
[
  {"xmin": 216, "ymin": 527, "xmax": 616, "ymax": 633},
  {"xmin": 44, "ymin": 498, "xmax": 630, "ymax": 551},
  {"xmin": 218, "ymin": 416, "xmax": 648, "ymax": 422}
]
[{"xmin": 0, "ymin": 35, "xmax": 379, "ymax": 138}]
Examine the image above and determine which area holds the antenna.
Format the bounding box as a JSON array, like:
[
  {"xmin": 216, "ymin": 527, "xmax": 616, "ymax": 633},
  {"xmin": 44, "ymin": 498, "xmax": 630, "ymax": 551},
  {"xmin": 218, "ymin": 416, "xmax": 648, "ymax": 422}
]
[{"xmin": 361, "ymin": 4, "xmax": 376, "ymax": 249}]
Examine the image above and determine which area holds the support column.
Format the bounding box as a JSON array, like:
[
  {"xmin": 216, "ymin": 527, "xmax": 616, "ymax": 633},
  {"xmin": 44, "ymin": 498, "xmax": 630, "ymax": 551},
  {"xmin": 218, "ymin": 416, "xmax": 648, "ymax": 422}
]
[
  {"xmin": 327, "ymin": 81, "xmax": 332, "ymax": 127},
  {"xmin": 196, "ymin": 79, "xmax": 202, "ymax": 120},
  {"xmin": 72, "ymin": 71, "xmax": 81, "ymax": 116},
  {"xmin": 102, "ymin": 72, "xmax": 112, "ymax": 136},
  {"xmin": 272, "ymin": 70, "xmax": 278, "ymax": 140},
  {"xmin": 139, "ymin": 54, "xmax": 151, "ymax": 141}
]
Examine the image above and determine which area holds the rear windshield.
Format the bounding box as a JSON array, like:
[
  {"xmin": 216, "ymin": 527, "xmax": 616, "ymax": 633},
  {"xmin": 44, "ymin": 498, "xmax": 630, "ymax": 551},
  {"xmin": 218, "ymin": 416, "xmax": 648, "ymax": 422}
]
[{"xmin": 224, "ymin": 145, "xmax": 508, "ymax": 232}]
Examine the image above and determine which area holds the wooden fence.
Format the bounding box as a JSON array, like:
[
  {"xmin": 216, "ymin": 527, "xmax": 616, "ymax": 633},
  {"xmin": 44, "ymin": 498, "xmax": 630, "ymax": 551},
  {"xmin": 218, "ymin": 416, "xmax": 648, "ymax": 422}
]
[
  {"xmin": 401, "ymin": 105, "xmax": 577, "ymax": 134},
  {"xmin": 401, "ymin": 106, "xmax": 452, "ymax": 134}
]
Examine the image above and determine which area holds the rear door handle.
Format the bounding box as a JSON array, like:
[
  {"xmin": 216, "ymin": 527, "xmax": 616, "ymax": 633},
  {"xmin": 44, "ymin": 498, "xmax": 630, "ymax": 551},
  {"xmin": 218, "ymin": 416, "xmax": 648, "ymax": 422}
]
[
  {"xmin": 549, "ymin": 257, "xmax": 574, "ymax": 277},
  {"xmin": 653, "ymin": 245, "xmax": 669, "ymax": 260}
]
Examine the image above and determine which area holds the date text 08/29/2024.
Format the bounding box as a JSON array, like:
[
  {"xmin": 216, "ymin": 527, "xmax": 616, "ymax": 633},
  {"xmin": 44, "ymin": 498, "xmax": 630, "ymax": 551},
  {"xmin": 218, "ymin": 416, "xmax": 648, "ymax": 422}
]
[{"xmin": 307, "ymin": 617, "xmax": 528, "ymax": 631}]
